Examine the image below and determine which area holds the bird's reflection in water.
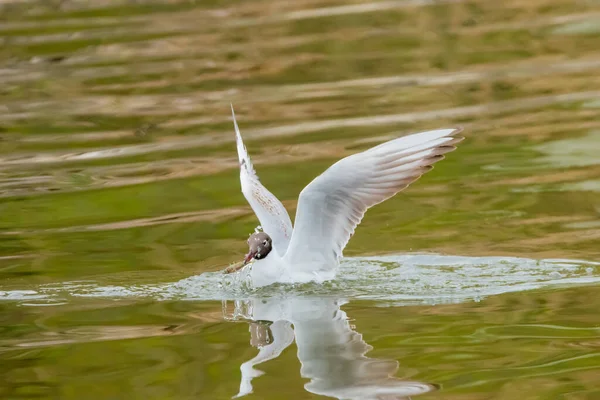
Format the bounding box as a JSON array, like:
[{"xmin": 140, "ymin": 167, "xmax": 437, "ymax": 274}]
[{"xmin": 223, "ymin": 297, "xmax": 437, "ymax": 399}]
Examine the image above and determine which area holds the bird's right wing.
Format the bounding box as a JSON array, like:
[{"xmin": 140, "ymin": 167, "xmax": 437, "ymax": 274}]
[
  {"xmin": 284, "ymin": 128, "xmax": 463, "ymax": 271},
  {"xmin": 232, "ymin": 105, "xmax": 293, "ymax": 256}
]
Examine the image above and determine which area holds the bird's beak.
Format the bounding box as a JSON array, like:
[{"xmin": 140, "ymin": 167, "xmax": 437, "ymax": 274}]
[{"xmin": 243, "ymin": 250, "xmax": 257, "ymax": 266}]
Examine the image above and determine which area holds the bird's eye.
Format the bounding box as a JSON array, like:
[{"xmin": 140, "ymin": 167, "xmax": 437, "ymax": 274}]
[{"xmin": 263, "ymin": 240, "xmax": 268, "ymax": 246}]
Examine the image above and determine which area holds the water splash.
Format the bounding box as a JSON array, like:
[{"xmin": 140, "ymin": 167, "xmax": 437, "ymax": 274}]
[{"xmin": 2, "ymin": 254, "xmax": 599, "ymax": 306}]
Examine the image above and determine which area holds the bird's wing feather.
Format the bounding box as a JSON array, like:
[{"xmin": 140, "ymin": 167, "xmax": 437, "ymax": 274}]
[
  {"xmin": 284, "ymin": 128, "xmax": 463, "ymax": 271},
  {"xmin": 232, "ymin": 105, "xmax": 293, "ymax": 255}
]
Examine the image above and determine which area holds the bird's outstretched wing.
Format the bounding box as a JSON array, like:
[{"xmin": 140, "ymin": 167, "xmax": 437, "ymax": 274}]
[
  {"xmin": 232, "ymin": 105, "xmax": 293, "ymax": 256},
  {"xmin": 284, "ymin": 128, "xmax": 463, "ymax": 271}
]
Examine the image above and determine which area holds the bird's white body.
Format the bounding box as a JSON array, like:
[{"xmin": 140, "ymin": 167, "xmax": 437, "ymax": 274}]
[
  {"xmin": 231, "ymin": 105, "xmax": 462, "ymax": 287},
  {"xmin": 247, "ymin": 250, "xmax": 337, "ymax": 287}
]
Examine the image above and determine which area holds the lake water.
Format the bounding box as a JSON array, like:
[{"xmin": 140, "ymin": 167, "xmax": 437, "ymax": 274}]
[{"xmin": 1, "ymin": 1, "xmax": 600, "ymax": 399}]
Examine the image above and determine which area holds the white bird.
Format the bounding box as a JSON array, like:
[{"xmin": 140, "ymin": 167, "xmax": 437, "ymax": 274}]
[{"xmin": 231, "ymin": 105, "xmax": 463, "ymax": 287}]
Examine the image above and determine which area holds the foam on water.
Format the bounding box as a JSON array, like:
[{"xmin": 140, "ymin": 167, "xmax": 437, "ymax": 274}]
[{"xmin": 2, "ymin": 254, "xmax": 599, "ymax": 306}]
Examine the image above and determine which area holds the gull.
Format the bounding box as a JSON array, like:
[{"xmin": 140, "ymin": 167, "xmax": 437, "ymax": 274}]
[{"xmin": 231, "ymin": 105, "xmax": 463, "ymax": 287}]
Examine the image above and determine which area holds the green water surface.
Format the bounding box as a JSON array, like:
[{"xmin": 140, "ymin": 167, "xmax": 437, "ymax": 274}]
[{"xmin": 1, "ymin": 0, "xmax": 600, "ymax": 399}]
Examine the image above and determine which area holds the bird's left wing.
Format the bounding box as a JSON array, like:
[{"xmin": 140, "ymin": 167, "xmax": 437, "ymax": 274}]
[
  {"xmin": 284, "ymin": 128, "xmax": 463, "ymax": 271},
  {"xmin": 232, "ymin": 105, "xmax": 293, "ymax": 256}
]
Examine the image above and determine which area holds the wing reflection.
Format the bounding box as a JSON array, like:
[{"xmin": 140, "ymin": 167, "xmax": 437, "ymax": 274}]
[{"xmin": 224, "ymin": 297, "xmax": 437, "ymax": 399}]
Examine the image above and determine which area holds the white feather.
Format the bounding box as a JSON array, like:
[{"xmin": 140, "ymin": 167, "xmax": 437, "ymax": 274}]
[
  {"xmin": 283, "ymin": 128, "xmax": 463, "ymax": 274},
  {"xmin": 232, "ymin": 105, "xmax": 293, "ymax": 256}
]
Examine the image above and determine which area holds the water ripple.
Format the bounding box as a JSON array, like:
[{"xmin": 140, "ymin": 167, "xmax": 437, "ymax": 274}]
[{"xmin": 3, "ymin": 254, "xmax": 598, "ymax": 305}]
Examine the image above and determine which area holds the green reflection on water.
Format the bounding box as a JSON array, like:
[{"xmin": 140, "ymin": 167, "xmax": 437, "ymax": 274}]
[{"xmin": 1, "ymin": 0, "xmax": 600, "ymax": 398}]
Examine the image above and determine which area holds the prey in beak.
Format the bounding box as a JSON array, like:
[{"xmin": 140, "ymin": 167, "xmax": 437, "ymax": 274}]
[{"xmin": 243, "ymin": 250, "xmax": 256, "ymax": 265}]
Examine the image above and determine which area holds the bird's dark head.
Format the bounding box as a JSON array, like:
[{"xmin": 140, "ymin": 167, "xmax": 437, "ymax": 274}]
[{"xmin": 243, "ymin": 232, "xmax": 272, "ymax": 265}]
